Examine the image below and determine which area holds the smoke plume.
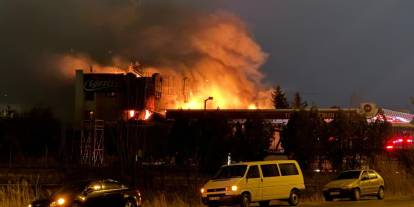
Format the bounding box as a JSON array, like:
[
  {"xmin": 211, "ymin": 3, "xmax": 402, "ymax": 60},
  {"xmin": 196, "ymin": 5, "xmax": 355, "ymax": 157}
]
[{"xmin": 0, "ymin": 0, "xmax": 270, "ymax": 119}]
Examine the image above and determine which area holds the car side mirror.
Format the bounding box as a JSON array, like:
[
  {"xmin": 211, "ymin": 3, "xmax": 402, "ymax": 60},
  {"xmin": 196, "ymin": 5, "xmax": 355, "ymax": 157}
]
[{"xmin": 361, "ymin": 176, "xmax": 369, "ymax": 181}]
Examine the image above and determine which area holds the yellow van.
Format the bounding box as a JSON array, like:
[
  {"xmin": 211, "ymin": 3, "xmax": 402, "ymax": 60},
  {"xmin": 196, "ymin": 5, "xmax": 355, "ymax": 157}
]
[{"xmin": 200, "ymin": 160, "xmax": 305, "ymax": 207}]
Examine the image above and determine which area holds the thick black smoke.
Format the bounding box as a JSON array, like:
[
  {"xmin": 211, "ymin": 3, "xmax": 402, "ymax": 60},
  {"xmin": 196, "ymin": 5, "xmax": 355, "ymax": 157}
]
[{"xmin": 0, "ymin": 0, "xmax": 268, "ymax": 120}]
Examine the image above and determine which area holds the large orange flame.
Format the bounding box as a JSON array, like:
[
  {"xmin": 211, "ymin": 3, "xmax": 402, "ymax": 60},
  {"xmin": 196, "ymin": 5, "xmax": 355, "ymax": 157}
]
[{"xmin": 56, "ymin": 12, "xmax": 274, "ymax": 110}]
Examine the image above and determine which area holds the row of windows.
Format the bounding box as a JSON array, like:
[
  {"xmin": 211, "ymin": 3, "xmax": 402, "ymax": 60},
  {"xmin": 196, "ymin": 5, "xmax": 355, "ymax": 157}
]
[{"xmin": 247, "ymin": 163, "xmax": 299, "ymax": 178}]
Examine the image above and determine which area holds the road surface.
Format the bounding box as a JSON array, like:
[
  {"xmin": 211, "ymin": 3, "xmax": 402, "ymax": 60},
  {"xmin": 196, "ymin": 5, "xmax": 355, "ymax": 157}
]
[{"xmin": 267, "ymin": 197, "xmax": 414, "ymax": 207}]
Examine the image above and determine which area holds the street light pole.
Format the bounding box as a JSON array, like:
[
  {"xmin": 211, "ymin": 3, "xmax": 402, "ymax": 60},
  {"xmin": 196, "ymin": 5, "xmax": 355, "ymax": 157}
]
[{"xmin": 204, "ymin": 97, "xmax": 213, "ymax": 110}]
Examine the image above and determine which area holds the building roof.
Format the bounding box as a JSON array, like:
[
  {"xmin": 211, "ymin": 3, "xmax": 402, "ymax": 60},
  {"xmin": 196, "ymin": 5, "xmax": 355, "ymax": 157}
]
[{"xmin": 381, "ymin": 108, "xmax": 414, "ymax": 124}]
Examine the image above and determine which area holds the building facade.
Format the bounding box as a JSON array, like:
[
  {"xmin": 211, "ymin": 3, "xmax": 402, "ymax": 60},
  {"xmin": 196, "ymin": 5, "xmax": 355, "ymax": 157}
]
[{"xmin": 74, "ymin": 70, "xmax": 162, "ymax": 128}]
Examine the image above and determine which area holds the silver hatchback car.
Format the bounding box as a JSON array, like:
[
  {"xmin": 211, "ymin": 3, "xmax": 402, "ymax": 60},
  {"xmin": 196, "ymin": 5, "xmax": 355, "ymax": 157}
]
[{"xmin": 322, "ymin": 170, "xmax": 385, "ymax": 201}]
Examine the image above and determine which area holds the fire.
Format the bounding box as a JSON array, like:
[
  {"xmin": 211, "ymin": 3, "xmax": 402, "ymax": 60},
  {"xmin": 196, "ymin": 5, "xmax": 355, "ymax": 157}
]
[
  {"xmin": 248, "ymin": 104, "xmax": 257, "ymax": 110},
  {"xmin": 57, "ymin": 12, "xmax": 274, "ymax": 110},
  {"xmin": 147, "ymin": 13, "xmax": 273, "ymax": 110},
  {"xmin": 168, "ymin": 83, "xmax": 270, "ymax": 110},
  {"xmin": 144, "ymin": 110, "xmax": 152, "ymax": 120},
  {"xmin": 128, "ymin": 110, "xmax": 136, "ymax": 119}
]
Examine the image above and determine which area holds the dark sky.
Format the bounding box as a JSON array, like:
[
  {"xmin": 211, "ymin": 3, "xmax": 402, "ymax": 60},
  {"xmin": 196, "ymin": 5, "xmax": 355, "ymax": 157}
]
[
  {"xmin": 210, "ymin": 0, "xmax": 414, "ymax": 110},
  {"xmin": 1, "ymin": 0, "xmax": 414, "ymax": 120}
]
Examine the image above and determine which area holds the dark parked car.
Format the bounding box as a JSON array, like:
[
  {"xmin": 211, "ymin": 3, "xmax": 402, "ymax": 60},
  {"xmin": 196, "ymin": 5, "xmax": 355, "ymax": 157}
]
[{"xmin": 29, "ymin": 179, "xmax": 142, "ymax": 207}]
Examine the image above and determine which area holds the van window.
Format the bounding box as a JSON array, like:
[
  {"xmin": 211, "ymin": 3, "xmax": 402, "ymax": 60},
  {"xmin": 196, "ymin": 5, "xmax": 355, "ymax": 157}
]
[
  {"xmin": 279, "ymin": 163, "xmax": 299, "ymax": 176},
  {"xmin": 213, "ymin": 165, "xmax": 247, "ymax": 179},
  {"xmin": 247, "ymin": 165, "xmax": 260, "ymax": 178},
  {"xmin": 260, "ymin": 164, "xmax": 280, "ymax": 177}
]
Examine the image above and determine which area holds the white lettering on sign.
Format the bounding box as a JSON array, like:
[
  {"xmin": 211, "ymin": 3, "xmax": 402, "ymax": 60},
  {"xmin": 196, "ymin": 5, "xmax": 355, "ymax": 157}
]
[{"xmin": 84, "ymin": 80, "xmax": 120, "ymax": 91}]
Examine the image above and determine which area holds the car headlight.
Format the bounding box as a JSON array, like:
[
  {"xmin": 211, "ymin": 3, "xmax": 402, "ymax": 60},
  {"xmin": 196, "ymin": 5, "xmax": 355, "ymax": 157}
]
[
  {"xmin": 78, "ymin": 195, "xmax": 86, "ymax": 201},
  {"xmin": 231, "ymin": 185, "xmax": 238, "ymax": 191},
  {"xmin": 226, "ymin": 185, "xmax": 238, "ymax": 192},
  {"xmin": 57, "ymin": 198, "xmax": 65, "ymax": 205},
  {"xmin": 92, "ymin": 184, "xmax": 101, "ymax": 191},
  {"xmin": 50, "ymin": 198, "xmax": 65, "ymax": 206},
  {"xmin": 200, "ymin": 188, "xmax": 205, "ymax": 194},
  {"xmin": 28, "ymin": 204, "xmax": 32, "ymax": 207}
]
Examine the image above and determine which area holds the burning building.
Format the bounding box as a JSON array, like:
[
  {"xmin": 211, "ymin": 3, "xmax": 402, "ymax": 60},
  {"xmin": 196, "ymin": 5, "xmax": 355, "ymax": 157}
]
[
  {"xmin": 74, "ymin": 69, "xmax": 165, "ymax": 167},
  {"xmin": 74, "ymin": 69, "xmax": 162, "ymax": 128}
]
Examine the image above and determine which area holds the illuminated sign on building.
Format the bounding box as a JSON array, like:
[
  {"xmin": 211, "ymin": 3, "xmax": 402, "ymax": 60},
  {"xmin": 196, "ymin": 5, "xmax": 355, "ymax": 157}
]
[{"xmin": 83, "ymin": 74, "xmax": 122, "ymax": 92}]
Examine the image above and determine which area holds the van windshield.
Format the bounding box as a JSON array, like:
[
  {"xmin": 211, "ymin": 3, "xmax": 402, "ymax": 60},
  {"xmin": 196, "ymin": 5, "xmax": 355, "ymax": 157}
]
[
  {"xmin": 213, "ymin": 165, "xmax": 247, "ymax": 179},
  {"xmin": 335, "ymin": 171, "xmax": 361, "ymax": 180}
]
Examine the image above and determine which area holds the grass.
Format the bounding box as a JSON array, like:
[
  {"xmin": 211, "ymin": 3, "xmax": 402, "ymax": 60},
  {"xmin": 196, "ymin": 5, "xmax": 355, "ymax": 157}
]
[
  {"xmin": 144, "ymin": 192, "xmax": 204, "ymax": 207},
  {"xmin": 0, "ymin": 180, "xmax": 35, "ymax": 207},
  {"xmin": 2, "ymin": 158, "xmax": 414, "ymax": 207},
  {"xmin": 301, "ymin": 156, "xmax": 414, "ymax": 202},
  {"xmin": 374, "ymin": 157, "xmax": 414, "ymax": 198}
]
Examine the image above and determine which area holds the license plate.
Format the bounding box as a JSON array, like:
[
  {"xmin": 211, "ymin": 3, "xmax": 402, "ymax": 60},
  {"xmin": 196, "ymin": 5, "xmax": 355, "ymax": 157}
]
[
  {"xmin": 330, "ymin": 192, "xmax": 340, "ymax": 195},
  {"xmin": 209, "ymin": 197, "xmax": 220, "ymax": 200}
]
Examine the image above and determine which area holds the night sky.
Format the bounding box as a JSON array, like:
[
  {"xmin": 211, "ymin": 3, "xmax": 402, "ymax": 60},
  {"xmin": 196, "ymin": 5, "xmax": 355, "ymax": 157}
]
[
  {"xmin": 211, "ymin": 0, "xmax": 414, "ymax": 110},
  {"xmin": 1, "ymin": 0, "xmax": 414, "ymax": 120}
]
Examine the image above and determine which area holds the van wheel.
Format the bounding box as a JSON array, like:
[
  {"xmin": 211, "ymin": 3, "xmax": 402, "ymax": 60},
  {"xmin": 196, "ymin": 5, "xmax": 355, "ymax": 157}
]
[
  {"xmin": 259, "ymin": 201, "xmax": 270, "ymax": 207},
  {"xmin": 240, "ymin": 193, "xmax": 250, "ymax": 207},
  {"xmin": 377, "ymin": 187, "xmax": 384, "ymax": 200},
  {"xmin": 351, "ymin": 188, "xmax": 360, "ymax": 201},
  {"xmin": 288, "ymin": 190, "xmax": 300, "ymax": 206}
]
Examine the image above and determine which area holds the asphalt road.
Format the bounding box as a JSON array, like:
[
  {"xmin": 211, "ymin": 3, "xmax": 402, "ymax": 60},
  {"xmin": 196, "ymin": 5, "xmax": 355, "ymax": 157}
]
[{"xmin": 266, "ymin": 197, "xmax": 414, "ymax": 207}]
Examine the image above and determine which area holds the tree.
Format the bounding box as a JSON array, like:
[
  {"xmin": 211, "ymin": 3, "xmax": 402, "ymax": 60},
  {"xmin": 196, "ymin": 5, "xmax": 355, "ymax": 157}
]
[
  {"xmin": 365, "ymin": 119, "xmax": 391, "ymax": 166},
  {"xmin": 168, "ymin": 117, "xmax": 233, "ymax": 173},
  {"xmin": 326, "ymin": 110, "xmax": 373, "ymax": 170},
  {"xmin": 272, "ymin": 85, "xmax": 289, "ymax": 109},
  {"xmin": 19, "ymin": 107, "xmax": 61, "ymax": 157},
  {"xmin": 280, "ymin": 108, "xmax": 324, "ymax": 171},
  {"xmin": 167, "ymin": 118, "xmax": 194, "ymax": 165},
  {"xmin": 232, "ymin": 119, "xmax": 274, "ymax": 162},
  {"xmin": 292, "ymin": 92, "xmax": 308, "ymax": 109},
  {"xmin": 194, "ymin": 118, "xmax": 233, "ymax": 173},
  {"xmin": 326, "ymin": 110, "xmax": 355, "ymax": 170}
]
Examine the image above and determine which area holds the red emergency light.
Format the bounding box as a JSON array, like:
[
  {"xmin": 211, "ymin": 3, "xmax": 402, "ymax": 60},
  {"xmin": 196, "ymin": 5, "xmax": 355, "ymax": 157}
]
[{"xmin": 385, "ymin": 135, "xmax": 414, "ymax": 151}]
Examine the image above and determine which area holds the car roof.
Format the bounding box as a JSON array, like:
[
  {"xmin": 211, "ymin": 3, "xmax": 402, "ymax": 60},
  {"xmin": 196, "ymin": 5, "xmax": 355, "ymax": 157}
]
[
  {"xmin": 223, "ymin": 160, "xmax": 298, "ymax": 166},
  {"xmin": 62, "ymin": 178, "xmax": 121, "ymax": 186}
]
